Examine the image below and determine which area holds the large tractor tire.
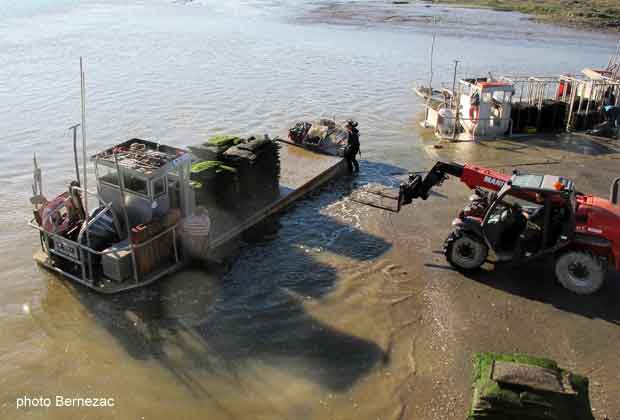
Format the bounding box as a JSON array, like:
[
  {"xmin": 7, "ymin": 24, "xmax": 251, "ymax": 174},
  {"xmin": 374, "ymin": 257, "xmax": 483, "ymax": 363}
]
[
  {"xmin": 444, "ymin": 230, "xmax": 488, "ymax": 272},
  {"xmin": 555, "ymin": 251, "xmax": 605, "ymax": 295}
]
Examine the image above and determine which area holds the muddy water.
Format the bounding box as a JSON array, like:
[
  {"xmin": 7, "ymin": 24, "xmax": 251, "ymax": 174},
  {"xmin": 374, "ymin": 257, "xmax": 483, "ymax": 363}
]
[{"xmin": 0, "ymin": 1, "xmax": 617, "ymax": 419}]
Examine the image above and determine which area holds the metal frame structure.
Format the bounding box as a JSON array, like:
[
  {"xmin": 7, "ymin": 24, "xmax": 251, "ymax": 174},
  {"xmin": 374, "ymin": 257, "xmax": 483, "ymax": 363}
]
[
  {"xmin": 564, "ymin": 77, "xmax": 620, "ymax": 132},
  {"xmin": 29, "ymin": 144, "xmax": 190, "ymax": 293}
]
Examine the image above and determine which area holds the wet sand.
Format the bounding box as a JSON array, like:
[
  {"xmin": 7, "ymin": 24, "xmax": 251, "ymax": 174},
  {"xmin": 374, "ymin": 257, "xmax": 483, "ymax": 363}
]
[
  {"xmin": 425, "ymin": 0, "xmax": 620, "ymax": 32},
  {"xmin": 371, "ymin": 133, "xmax": 620, "ymax": 419},
  {"xmin": 295, "ymin": 0, "xmax": 617, "ymax": 43}
]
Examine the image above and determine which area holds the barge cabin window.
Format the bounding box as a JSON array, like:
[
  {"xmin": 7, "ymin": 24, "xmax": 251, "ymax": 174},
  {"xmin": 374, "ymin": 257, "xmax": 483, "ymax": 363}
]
[
  {"xmin": 152, "ymin": 177, "xmax": 167, "ymax": 197},
  {"xmin": 99, "ymin": 167, "xmax": 120, "ymax": 186},
  {"xmin": 123, "ymin": 173, "xmax": 148, "ymax": 196}
]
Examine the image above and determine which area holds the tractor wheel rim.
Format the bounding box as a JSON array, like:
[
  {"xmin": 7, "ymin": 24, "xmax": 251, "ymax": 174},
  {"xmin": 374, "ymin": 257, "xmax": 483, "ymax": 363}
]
[
  {"xmin": 457, "ymin": 243, "xmax": 475, "ymax": 259},
  {"xmin": 452, "ymin": 238, "xmax": 480, "ymax": 268},
  {"xmin": 568, "ymin": 261, "xmax": 590, "ymax": 284}
]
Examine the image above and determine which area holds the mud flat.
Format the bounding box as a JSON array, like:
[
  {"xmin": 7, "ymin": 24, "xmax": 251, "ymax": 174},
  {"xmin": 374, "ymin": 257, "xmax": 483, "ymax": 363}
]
[
  {"xmin": 373, "ymin": 133, "xmax": 620, "ymax": 419},
  {"xmin": 425, "ymin": 0, "xmax": 620, "ymax": 31},
  {"xmin": 296, "ymin": 1, "xmax": 619, "ymax": 39}
]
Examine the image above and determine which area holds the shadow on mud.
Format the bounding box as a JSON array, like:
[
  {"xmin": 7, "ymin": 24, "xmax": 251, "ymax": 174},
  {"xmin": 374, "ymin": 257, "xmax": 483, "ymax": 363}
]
[
  {"xmin": 463, "ymin": 258, "xmax": 620, "ymax": 326},
  {"xmin": 43, "ymin": 160, "xmax": 406, "ymax": 395},
  {"xmin": 490, "ymin": 133, "xmax": 620, "ymax": 158},
  {"xmin": 430, "ymin": 134, "xmax": 620, "ymax": 168}
]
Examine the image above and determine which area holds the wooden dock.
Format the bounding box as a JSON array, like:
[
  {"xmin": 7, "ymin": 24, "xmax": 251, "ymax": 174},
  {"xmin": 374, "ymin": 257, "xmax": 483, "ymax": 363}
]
[{"xmin": 206, "ymin": 140, "xmax": 345, "ymax": 250}]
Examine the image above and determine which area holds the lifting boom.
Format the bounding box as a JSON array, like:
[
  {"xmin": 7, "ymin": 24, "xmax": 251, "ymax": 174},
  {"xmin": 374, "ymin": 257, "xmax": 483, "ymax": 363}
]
[{"xmin": 400, "ymin": 161, "xmax": 510, "ymax": 204}]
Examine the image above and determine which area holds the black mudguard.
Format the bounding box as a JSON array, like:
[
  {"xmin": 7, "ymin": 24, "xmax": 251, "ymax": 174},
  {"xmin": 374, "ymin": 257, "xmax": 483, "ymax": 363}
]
[{"xmin": 452, "ymin": 217, "xmax": 484, "ymax": 239}]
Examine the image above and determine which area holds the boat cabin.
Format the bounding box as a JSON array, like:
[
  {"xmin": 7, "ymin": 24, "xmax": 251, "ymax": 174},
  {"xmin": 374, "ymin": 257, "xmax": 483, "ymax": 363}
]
[
  {"xmin": 458, "ymin": 78, "xmax": 514, "ymax": 137},
  {"xmin": 92, "ymin": 138, "xmax": 193, "ymax": 227},
  {"xmin": 30, "ymin": 138, "xmax": 194, "ymax": 293}
]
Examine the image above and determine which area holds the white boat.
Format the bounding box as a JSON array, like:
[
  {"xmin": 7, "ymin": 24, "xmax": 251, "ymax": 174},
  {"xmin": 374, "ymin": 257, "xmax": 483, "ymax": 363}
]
[
  {"xmin": 417, "ymin": 77, "xmax": 515, "ymax": 141},
  {"xmin": 415, "ymin": 51, "xmax": 620, "ymax": 141}
]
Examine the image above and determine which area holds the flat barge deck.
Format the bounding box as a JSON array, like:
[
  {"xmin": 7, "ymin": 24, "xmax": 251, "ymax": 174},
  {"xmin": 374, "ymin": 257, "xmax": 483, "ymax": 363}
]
[{"xmin": 205, "ymin": 140, "xmax": 346, "ymax": 250}]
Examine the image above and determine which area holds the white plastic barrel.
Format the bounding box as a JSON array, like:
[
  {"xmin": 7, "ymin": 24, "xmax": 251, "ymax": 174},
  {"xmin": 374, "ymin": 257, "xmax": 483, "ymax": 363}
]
[{"xmin": 181, "ymin": 206, "xmax": 211, "ymax": 261}]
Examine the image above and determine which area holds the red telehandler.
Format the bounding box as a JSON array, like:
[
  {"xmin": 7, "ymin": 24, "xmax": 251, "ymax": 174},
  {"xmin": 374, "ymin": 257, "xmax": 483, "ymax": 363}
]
[{"xmin": 395, "ymin": 161, "xmax": 620, "ymax": 294}]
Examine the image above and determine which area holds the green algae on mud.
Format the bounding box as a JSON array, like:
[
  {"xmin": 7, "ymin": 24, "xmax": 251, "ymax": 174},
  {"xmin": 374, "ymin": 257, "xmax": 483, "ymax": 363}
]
[{"xmin": 424, "ymin": 0, "xmax": 620, "ymax": 31}]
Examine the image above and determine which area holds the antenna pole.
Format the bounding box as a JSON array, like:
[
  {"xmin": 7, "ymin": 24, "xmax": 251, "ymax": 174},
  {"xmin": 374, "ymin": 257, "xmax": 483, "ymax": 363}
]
[
  {"xmin": 79, "ymin": 57, "xmax": 92, "ymax": 280},
  {"xmin": 424, "ymin": 17, "xmax": 437, "ymax": 128},
  {"xmin": 450, "ymin": 59, "xmax": 459, "ymax": 107},
  {"xmin": 33, "ymin": 153, "xmax": 42, "ymax": 196},
  {"xmin": 607, "ymin": 39, "xmax": 620, "ymax": 69},
  {"xmin": 428, "ymin": 34, "xmax": 436, "ymax": 91},
  {"xmin": 612, "ymin": 39, "xmax": 620, "ymax": 78},
  {"xmin": 451, "ymin": 60, "xmax": 460, "ymax": 141},
  {"xmin": 428, "ymin": 17, "xmax": 437, "ymax": 93}
]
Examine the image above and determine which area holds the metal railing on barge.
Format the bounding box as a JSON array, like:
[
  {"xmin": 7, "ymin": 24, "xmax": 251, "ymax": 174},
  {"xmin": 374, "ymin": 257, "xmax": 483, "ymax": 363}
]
[{"xmin": 29, "ymin": 184, "xmax": 184, "ymax": 293}]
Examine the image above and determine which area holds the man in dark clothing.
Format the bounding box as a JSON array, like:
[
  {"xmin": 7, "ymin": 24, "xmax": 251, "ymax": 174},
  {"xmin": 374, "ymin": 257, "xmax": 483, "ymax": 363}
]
[
  {"xmin": 345, "ymin": 120, "xmax": 360, "ymax": 173},
  {"xmin": 603, "ymin": 89, "xmax": 620, "ymax": 128}
]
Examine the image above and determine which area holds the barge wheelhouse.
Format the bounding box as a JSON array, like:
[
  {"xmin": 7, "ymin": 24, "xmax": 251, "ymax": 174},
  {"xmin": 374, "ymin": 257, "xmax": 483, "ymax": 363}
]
[{"xmin": 29, "ymin": 138, "xmax": 194, "ymax": 293}]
